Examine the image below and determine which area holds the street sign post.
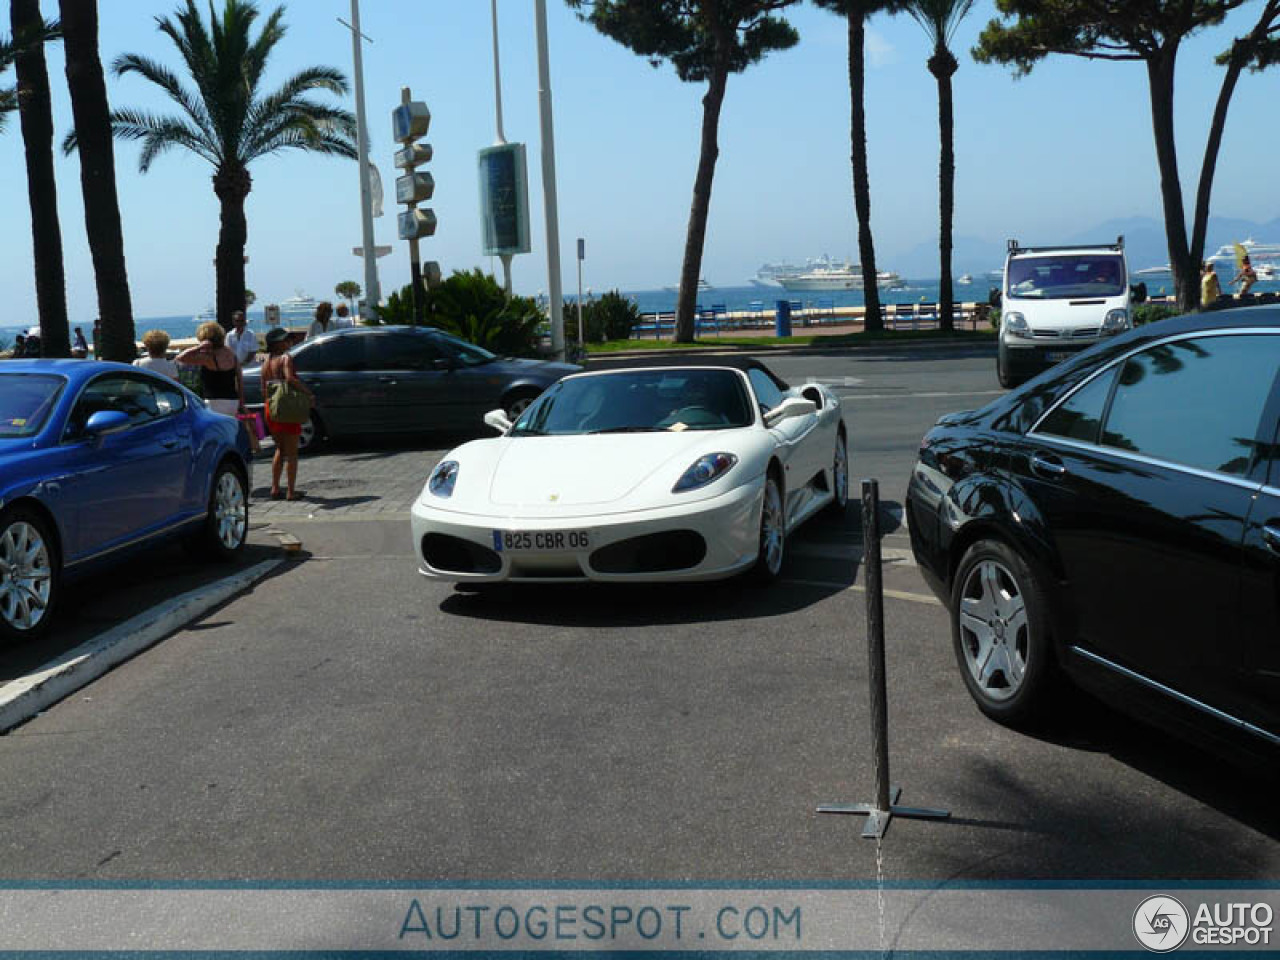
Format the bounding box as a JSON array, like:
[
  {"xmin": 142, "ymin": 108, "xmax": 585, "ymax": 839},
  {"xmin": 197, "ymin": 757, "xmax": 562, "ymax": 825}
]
[{"xmin": 393, "ymin": 88, "xmax": 438, "ymax": 323}]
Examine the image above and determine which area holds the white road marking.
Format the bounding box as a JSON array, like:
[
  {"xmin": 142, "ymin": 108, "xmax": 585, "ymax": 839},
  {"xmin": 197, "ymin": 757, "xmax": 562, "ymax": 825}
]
[
  {"xmin": 788, "ymin": 544, "xmax": 917, "ymax": 566},
  {"xmin": 805, "ymin": 376, "xmax": 865, "ymax": 387}
]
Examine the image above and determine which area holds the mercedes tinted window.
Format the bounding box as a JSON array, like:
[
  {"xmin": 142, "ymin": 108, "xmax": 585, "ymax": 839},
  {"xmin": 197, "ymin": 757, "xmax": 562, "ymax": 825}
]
[
  {"xmin": 1100, "ymin": 334, "xmax": 1280, "ymax": 476},
  {"xmin": 293, "ymin": 337, "xmax": 358, "ymax": 372},
  {"xmin": 1034, "ymin": 369, "xmax": 1116, "ymax": 444}
]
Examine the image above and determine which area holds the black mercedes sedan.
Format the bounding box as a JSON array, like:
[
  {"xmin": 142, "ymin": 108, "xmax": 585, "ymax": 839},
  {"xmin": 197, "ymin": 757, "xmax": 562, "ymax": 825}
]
[
  {"xmin": 907, "ymin": 305, "xmax": 1280, "ymax": 757},
  {"xmin": 243, "ymin": 326, "xmax": 581, "ymax": 451}
]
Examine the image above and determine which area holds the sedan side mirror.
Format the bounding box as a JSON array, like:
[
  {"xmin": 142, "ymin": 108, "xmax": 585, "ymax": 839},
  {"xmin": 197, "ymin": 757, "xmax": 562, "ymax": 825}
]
[
  {"xmin": 763, "ymin": 397, "xmax": 817, "ymax": 428},
  {"xmin": 83, "ymin": 410, "xmax": 130, "ymax": 437},
  {"xmin": 484, "ymin": 408, "xmax": 513, "ymax": 434}
]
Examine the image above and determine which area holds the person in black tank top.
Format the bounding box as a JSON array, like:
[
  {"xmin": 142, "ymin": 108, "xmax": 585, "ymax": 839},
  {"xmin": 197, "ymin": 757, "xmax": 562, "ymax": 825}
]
[{"xmin": 176, "ymin": 321, "xmax": 245, "ymax": 419}]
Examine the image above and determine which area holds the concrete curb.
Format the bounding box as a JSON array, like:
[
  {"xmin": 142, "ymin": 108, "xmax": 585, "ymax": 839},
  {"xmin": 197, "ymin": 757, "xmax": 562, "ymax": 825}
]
[
  {"xmin": 0, "ymin": 557, "xmax": 285, "ymax": 734},
  {"xmin": 589, "ymin": 335, "xmax": 997, "ymax": 362}
]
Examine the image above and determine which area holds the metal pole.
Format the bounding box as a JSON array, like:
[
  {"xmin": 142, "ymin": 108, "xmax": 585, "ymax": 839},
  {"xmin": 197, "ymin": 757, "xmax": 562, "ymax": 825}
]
[
  {"xmin": 863, "ymin": 479, "xmax": 892, "ymax": 815},
  {"xmin": 534, "ymin": 0, "xmax": 565, "ymax": 361},
  {"xmin": 576, "ymin": 238, "xmax": 584, "ymax": 352},
  {"xmin": 348, "ymin": 0, "xmax": 380, "ymax": 316},
  {"xmin": 816, "ymin": 477, "xmax": 950, "ymax": 838},
  {"xmin": 490, "ymin": 0, "xmax": 506, "ymax": 146}
]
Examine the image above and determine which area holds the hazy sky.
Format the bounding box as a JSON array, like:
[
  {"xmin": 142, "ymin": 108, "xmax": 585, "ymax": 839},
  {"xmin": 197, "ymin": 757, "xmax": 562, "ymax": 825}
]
[{"xmin": 1, "ymin": 0, "xmax": 1277, "ymax": 321}]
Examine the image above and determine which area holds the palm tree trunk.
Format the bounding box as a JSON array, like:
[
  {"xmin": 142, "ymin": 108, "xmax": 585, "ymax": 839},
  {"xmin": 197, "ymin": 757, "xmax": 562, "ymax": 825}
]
[
  {"xmin": 60, "ymin": 0, "xmax": 135, "ymax": 363},
  {"xmin": 675, "ymin": 55, "xmax": 729, "ymax": 344},
  {"xmin": 213, "ymin": 165, "xmax": 251, "ymax": 329},
  {"xmin": 847, "ymin": 13, "xmax": 882, "ymax": 333},
  {"xmin": 1145, "ymin": 48, "xmax": 1194, "ymax": 311},
  {"xmin": 931, "ymin": 48, "xmax": 956, "ymax": 332},
  {"xmin": 11, "ymin": 0, "xmax": 68, "ymax": 357}
]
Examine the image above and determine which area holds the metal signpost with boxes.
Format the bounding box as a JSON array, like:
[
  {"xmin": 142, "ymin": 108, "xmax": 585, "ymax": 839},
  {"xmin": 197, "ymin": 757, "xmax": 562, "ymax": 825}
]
[{"xmin": 393, "ymin": 88, "xmax": 439, "ymax": 323}]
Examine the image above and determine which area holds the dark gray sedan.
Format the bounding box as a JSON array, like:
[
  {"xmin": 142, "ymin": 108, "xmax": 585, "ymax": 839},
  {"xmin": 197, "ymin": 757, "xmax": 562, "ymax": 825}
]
[{"xmin": 243, "ymin": 326, "xmax": 580, "ymax": 451}]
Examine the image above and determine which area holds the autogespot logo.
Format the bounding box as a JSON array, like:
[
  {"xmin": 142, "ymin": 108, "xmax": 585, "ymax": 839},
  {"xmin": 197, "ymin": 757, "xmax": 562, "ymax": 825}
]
[{"xmin": 1133, "ymin": 895, "xmax": 1190, "ymax": 952}]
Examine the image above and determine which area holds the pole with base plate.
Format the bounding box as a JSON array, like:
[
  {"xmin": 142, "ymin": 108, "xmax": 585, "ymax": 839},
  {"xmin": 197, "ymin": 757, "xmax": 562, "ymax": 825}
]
[{"xmin": 817, "ymin": 478, "xmax": 950, "ymax": 839}]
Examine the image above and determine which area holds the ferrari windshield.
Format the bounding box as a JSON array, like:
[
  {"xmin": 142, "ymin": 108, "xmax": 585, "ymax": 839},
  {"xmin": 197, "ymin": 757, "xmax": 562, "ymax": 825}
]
[
  {"xmin": 0, "ymin": 373, "xmax": 65, "ymax": 438},
  {"xmin": 1007, "ymin": 254, "xmax": 1126, "ymax": 299},
  {"xmin": 511, "ymin": 368, "xmax": 753, "ymax": 436}
]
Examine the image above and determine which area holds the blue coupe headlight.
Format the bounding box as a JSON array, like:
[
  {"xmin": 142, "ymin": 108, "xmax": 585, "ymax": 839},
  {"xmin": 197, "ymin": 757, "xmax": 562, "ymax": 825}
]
[
  {"xmin": 673, "ymin": 452, "xmax": 738, "ymax": 493},
  {"xmin": 428, "ymin": 460, "xmax": 459, "ymax": 498}
]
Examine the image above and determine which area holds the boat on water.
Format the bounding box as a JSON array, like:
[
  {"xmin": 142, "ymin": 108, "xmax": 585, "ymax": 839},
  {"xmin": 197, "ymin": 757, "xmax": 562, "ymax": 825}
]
[
  {"xmin": 750, "ymin": 261, "xmax": 806, "ymax": 287},
  {"xmin": 662, "ymin": 278, "xmax": 713, "ymax": 294},
  {"xmin": 958, "ymin": 274, "xmax": 974, "ymax": 285},
  {"xmin": 1208, "ymin": 237, "xmax": 1280, "ymax": 267},
  {"xmin": 1134, "ymin": 264, "xmax": 1173, "ymax": 280},
  {"xmin": 776, "ymin": 256, "xmax": 904, "ymax": 292},
  {"xmin": 278, "ymin": 292, "xmax": 318, "ymax": 319},
  {"xmin": 192, "ymin": 305, "xmax": 216, "ymax": 324}
]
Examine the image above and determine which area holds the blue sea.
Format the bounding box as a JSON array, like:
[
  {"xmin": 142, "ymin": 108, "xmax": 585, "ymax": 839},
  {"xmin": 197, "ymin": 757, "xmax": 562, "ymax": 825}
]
[{"xmin": 4, "ymin": 275, "xmax": 1275, "ymax": 347}]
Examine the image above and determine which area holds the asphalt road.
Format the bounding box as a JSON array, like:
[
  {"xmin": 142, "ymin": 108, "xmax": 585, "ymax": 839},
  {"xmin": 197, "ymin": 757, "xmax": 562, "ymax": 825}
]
[{"xmin": 1, "ymin": 344, "xmax": 1276, "ymax": 883}]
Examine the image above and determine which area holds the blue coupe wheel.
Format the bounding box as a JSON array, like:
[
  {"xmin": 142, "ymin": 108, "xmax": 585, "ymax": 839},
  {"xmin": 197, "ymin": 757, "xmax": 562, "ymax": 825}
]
[{"xmin": 0, "ymin": 508, "xmax": 57, "ymax": 641}]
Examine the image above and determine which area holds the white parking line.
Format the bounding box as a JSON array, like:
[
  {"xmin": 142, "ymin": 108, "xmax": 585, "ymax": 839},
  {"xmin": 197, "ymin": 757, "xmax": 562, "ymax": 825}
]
[
  {"xmin": 783, "ymin": 577, "xmax": 942, "ymax": 607},
  {"xmin": 840, "ymin": 389, "xmax": 1003, "ymax": 401},
  {"xmin": 788, "ymin": 544, "xmax": 917, "ymax": 566}
]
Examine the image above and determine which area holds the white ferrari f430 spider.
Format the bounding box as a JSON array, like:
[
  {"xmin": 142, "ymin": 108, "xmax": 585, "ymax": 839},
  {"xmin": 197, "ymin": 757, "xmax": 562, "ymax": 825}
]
[{"xmin": 410, "ymin": 359, "xmax": 848, "ymax": 584}]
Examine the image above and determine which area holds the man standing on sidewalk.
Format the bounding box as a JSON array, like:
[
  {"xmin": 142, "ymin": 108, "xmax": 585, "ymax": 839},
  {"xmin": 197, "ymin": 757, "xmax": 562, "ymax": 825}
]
[{"xmin": 226, "ymin": 311, "xmax": 259, "ymax": 367}]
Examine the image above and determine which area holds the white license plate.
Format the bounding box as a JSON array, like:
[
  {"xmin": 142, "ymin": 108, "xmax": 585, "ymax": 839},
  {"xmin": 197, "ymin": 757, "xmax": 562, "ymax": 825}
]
[
  {"xmin": 493, "ymin": 529, "xmax": 591, "ymax": 552},
  {"xmin": 1044, "ymin": 351, "xmax": 1074, "ymax": 362}
]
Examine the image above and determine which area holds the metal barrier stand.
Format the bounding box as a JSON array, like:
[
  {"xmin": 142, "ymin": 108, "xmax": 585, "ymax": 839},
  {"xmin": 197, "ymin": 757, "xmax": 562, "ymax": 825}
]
[{"xmin": 817, "ymin": 479, "xmax": 951, "ymax": 839}]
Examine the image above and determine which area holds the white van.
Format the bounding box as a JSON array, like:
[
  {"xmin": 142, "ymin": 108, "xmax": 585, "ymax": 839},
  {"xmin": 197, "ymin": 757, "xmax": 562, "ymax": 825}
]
[{"xmin": 997, "ymin": 237, "xmax": 1132, "ymax": 387}]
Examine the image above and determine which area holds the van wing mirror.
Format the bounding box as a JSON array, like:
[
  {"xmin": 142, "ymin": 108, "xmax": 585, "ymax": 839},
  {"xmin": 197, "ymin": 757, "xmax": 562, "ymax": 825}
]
[{"xmin": 763, "ymin": 397, "xmax": 817, "ymax": 428}]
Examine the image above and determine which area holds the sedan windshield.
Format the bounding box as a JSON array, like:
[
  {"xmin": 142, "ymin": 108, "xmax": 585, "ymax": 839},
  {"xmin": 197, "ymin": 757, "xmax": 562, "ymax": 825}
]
[
  {"xmin": 0, "ymin": 373, "xmax": 65, "ymax": 438},
  {"xmin": 1007, "ymin": 254, "xmax": 1126, "ymax": 299},
  {"xmin": 511, "ymin": 369, "xmax": 753, "ymax": 436}
]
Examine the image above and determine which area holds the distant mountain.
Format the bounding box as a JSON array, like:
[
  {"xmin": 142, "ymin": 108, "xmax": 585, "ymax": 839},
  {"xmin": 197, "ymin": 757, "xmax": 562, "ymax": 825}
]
[{"xmin": 889, "ymin": 214, "xmax": 1280, "ymax": 279}]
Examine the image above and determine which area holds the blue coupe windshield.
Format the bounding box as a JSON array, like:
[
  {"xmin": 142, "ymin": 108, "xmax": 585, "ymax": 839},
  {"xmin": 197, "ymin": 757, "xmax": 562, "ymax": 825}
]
[
  {"xmin": 0, "ymin": 374, "xmax": 65, "ymax": 438},
  {"xmin": 511, "ymin": 369, "xmax": 753, "ymax": 436}
]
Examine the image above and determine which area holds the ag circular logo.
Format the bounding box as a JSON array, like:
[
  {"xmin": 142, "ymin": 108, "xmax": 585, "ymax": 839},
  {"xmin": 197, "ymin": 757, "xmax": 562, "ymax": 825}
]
[{"xmin": 1133, "ymin": 895, "xmax": 1190, "ymax": 952}]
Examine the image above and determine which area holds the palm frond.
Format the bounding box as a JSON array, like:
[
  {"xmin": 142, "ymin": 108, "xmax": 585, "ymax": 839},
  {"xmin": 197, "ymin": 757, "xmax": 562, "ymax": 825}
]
[
  {"xmin": 906, "ymin": 0, "xmax": 975, "ymax": 49},
  {"xmin": 113, "ymin": 52, "xmax": 219, "ymax": 148},
  {"xmin": 0, "ymin": 87, "xmax": 15, "ymax": 135},
  {"xmin": 242, "ymin": 5, "xmax": 287, "ymax": 93},
  {"xmin": 105, "ymin": 107, "xmax": 221, "ymax": 169},
  {"xmin": 252, "ymin": 128, "xmax": 358, "ymax": 161}
]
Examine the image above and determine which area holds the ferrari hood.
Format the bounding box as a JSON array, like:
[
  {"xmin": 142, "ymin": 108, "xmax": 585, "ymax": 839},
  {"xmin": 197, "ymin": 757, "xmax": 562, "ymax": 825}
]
[{"xmin": 488, "ymin": 432, "xmax": 726, "ymax": 507}]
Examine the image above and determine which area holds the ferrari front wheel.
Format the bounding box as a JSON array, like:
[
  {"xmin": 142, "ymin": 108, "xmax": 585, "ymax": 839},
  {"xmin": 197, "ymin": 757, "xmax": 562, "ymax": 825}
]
[{"xmin": 750, "ymin": 473, "xmax": 785, "ymax": 583}]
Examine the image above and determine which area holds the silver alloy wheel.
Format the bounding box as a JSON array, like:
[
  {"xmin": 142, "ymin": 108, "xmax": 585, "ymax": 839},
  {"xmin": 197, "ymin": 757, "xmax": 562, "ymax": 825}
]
[
  {"xmin": 214, "ymin": 470, "xmax": 248, "ymax": 550},
  {"xmin": 957, "ymin": 559, "xmax": 1029, "ymax": 701},
  {"xmin": 832, "ymin": 432, "xmax": 849, "ymax": 506},
  {"xmin": 760, "ymin": 477, "xmax": 785, "ymax": 576},
  {"xmin": 0, "ymin": 520, "xmax": 53, "ymax": 632},
  {"xmin": 506, "ymin": 394, "xmax": 535, "ymax": 418},
  {"xmin": 297, "ymin": 416, "xmax": 316, "ymax": 451}
]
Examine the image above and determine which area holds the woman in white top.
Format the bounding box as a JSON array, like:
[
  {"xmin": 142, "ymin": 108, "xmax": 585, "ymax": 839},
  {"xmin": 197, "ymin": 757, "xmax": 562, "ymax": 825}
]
[{"xmin": 132, "ymin": 329, "xmax": 179, "ymax": 380}]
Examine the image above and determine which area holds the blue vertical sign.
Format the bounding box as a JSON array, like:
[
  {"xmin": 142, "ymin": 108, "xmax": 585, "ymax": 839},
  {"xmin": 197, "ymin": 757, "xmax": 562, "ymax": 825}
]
[{"xmin": 478, "ymin": 143, "xmax": 531, "ymax": 256}]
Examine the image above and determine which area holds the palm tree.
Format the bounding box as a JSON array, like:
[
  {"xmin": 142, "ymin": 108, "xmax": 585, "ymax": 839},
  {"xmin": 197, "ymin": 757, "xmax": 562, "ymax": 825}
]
[
  {"xmin": 1, "ymin": 35, "xmax": 18, "ymax": 133},
  {"xmin": 334, "ymin": 280, "xmax": 360, "ymax": 312},
  {"xmin": 77, "ymin": 0, "xmax": 356, "ymax": 328},
  {"xmin": 11, "ymin": 1, "xmax": 69, "ymax": 357},
  {"xmin": 906, "ymin": 0, "xmax": 973, "ymax": 332},
  {"xmin": 59, "ymin": 0, "xmax": 135, "ymax": 362},
  {"xmin": 813, "ymin": 1, "xmax": 905, "ymax": 333}
]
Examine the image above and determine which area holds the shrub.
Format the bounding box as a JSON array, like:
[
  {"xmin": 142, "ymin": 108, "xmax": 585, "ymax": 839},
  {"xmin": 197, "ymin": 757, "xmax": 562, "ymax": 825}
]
[
  {"xmin": 1133, "ymin": 304, "xmax": 1180, "ymax": 326},
  {"xmin": 426, "ymin": 269, "xmax": 544, "ymax": 357}
]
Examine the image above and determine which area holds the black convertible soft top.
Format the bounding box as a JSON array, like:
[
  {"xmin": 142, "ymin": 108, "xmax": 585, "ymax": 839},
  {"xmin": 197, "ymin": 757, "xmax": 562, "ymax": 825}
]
[{"xmin": 593, "ymin": 355, "xmax": 790, "ymax": 391}]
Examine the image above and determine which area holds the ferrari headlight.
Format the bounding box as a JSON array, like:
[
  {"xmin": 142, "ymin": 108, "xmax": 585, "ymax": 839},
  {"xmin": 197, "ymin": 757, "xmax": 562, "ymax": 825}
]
[
  {"xmin": 673, "ymin": 452, "xmax": 738, "ymax": 493},
  {"xmin": 1002, "ymin": 311, "xmax": 1030, "ymax": 338},
  {"xmin": 1102, "ymin": 308, "xmax": 1130, "ymax": 335},
  {"xmin": 428, "ymin": 460, "xmax": 459, "ymax": 498}
]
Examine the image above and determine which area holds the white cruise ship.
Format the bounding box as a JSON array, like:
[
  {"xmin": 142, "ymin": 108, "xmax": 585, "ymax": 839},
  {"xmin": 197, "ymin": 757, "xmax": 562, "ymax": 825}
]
[
  {"xmin": 278, "ymin": 292, "xmax": 318, "ymax": 320},
  {"xmin": 775, "ymin": 256, "xmax": 904, "ymax": 292}
]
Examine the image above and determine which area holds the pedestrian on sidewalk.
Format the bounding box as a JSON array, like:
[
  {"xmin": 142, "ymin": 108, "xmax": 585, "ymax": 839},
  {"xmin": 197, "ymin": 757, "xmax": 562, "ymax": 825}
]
[
  {"xmin": 226, "ymin": 310, "xmax": 259, "ymax": 366},
  {"xmin": 306, "ymin": 301, "xmax": 335, "ymax": 339},
  {"xmin": 1201, "ymin": 261, "xmax": 1222, "ymax": 305},
  {"xmin": 262, "ymin": 326, "xmax": 316, "ymax": 501},
  {"xmin": 176, "ymin": 322, "xmax": 245, "ymax": 417},
  {"xmin": 72, "ymin": 327, "xmax": 89, "ymax": 358},
  {"xmin": 1231, "ymin": 255, "xmax": 1258, "ymax": 297},
  {"xmin": 133, "ymin": 330, "xmax": 179, "ymax": 380}
]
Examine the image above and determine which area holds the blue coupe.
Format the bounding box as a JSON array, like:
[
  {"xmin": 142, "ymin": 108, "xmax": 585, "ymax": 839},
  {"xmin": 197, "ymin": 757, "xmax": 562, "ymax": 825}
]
[{"xmin": 0, "ymin": 360, "xmax": 253, "ymax": 642}]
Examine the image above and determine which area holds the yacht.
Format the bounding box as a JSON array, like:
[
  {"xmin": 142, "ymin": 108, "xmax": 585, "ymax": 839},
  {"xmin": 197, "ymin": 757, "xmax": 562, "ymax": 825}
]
[
  {"xmin": 278, "ymin": 292, "xmax": 318, "ymax": 320},
  {"xmin": 663, "ymin": 278, "xmax": 713, "ymax": 294},
  {"xmin": 958, "ymin": 274, "xmax": 974, "ymax": 285},
  {"xmin": 775, "ymin": 256, "xmax": 904, "ymax": 292},
  {"xmin": 1134, "ymin": 264, "xmax": 1173, "ymax": 280},
  {"xmin": 1208, "ymin": 238, "xmax": 1280, "ymax": 267},
  {"xmin": 751, "ymin": 261, "xmax": 806, "ymax": 287},
  {"xmin": 192, "ymin": 305, "xmax": 217, "ymax": 324}
]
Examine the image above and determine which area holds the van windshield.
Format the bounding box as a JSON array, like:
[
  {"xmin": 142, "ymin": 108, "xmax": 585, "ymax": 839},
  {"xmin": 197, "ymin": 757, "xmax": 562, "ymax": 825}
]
[{"xmin": 1007, "ymin": 254, "xmax": 1126, "ymax": 299}]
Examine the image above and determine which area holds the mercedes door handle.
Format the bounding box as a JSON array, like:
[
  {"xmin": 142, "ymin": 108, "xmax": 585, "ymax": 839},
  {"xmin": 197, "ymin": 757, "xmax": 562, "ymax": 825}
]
[
  {"xmin": 1030, "ymin": 452, "xmax": 1067, "ymax": 479},
  {"xmin": 377, "ymin": 377, "xmax": 398, "ymax": 385},
  {"xmin": 1262, "ymin": 523, "xmax": 1280, "ymax": 554}
]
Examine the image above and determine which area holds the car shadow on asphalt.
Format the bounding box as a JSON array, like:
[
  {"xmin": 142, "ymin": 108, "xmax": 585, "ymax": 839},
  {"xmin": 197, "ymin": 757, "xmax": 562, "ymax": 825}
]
[
  {"xmin": 0, "ymin": 539, "xmax": 282, "ymax": 686},
  {"xmin": 972, "ymin": 693, "xmax": 1280, "ymax": 854}
]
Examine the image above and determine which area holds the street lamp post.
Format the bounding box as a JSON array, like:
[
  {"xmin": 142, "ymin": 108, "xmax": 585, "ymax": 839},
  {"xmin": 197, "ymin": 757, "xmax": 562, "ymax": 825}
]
[
  {"xmin": 533, "ymin": 0, "xmax": 564, "ymax": 361},
  {"xmin": 341, "ymin": 0, "xmax": 381, "ymax": 319}
]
